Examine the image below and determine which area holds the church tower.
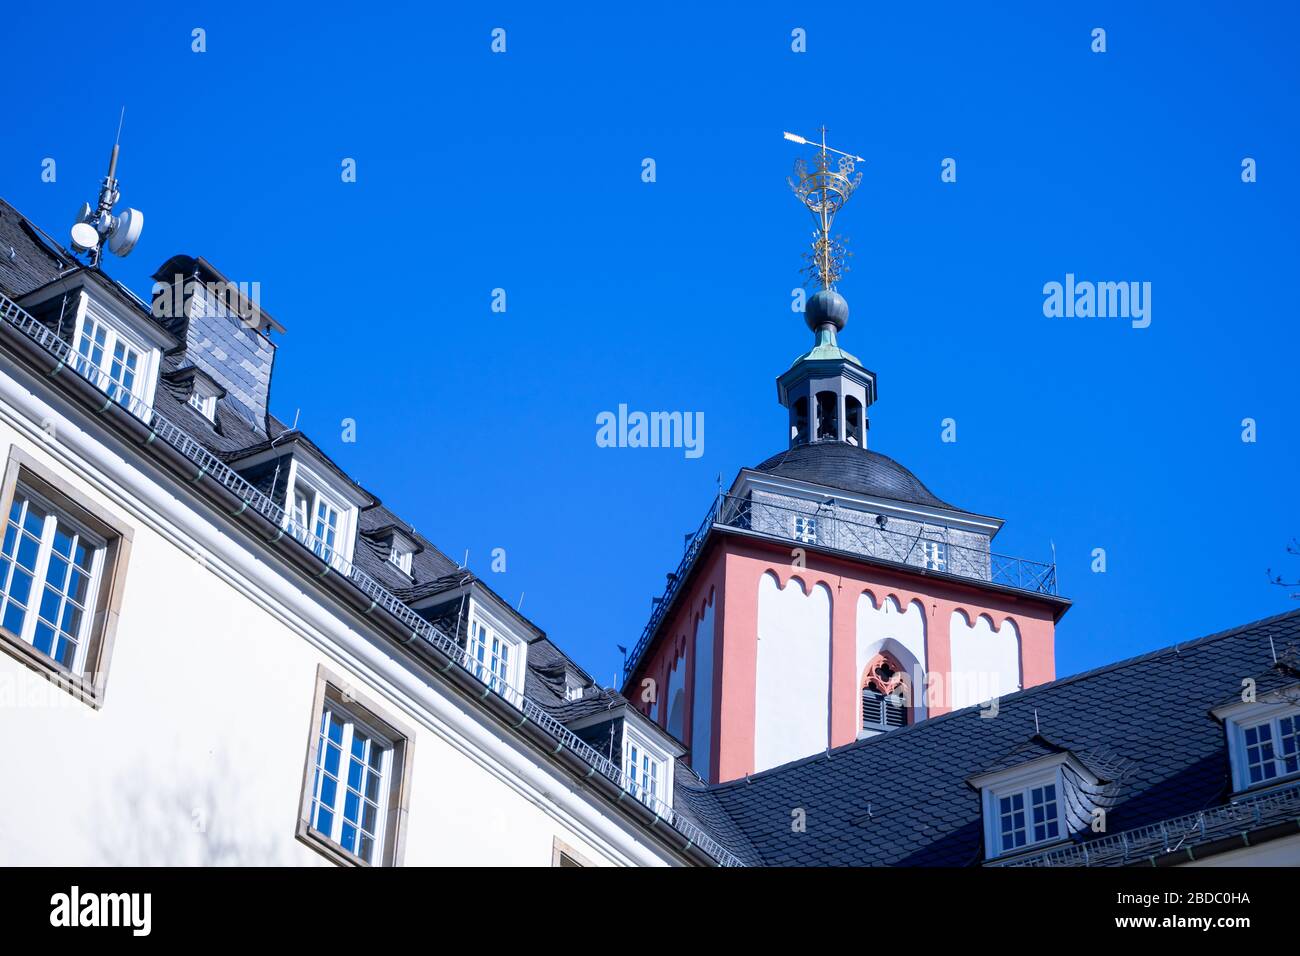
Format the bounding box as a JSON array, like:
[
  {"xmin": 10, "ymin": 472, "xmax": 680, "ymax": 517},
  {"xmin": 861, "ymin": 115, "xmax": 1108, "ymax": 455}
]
[{"xmin": 622, "ymin": 131, "xmax": 1070, "ymax": 784}]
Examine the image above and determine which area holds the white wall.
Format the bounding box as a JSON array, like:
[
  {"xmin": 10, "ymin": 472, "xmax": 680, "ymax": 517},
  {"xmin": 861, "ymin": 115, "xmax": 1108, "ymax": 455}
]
[
  {"xmin": 0, "ymin": 376, "xmax": 683, "ymax": 867},
  {"xmin": 949, "ymin": 611, "xmax": 1021, "ymax": 711},
  {"xmin": 689, "ymin": 596, "xmax": 715, "ymax": 781},
  {"xmin": 856, "ymin": 593, "xmax": 927, "ymax": 722},
  {"xmin": 754, "ymin": 573, "xmax": 830, "ymax": 773}
]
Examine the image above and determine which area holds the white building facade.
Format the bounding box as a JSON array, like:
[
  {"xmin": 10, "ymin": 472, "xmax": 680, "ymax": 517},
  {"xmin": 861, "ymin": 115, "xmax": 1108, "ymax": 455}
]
[{"xmin": 0, "ymin": 207, "xmax": 735, "ymax": 868}]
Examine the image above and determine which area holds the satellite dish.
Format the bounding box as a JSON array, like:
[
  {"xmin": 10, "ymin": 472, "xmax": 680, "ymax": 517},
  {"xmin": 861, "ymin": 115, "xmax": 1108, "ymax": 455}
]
[
  {"xmin": 106, "ymin": 208, "xmax": 143, "ymax": 256},
  {"xmin": 75, "ymin": 202, "xmax": 93, "ymax": 224},
  {"xmin": 70, "ymin": 222, "xmax": 100, "ymax": 253}
]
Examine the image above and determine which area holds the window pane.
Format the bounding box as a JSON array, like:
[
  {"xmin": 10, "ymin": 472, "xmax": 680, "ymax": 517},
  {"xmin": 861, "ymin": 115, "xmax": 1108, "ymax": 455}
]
[
  {"xmin": 323, "ymin": 742, "xmax": 341, "ymax": 777},
  {"xmin": 319, "ymin": 774, "xmax": 337, "ymax": 810},
  {"xmin": 15, "ymin": 533, "xmax": 39, "ymax": 571},
  {"xmin": 109, "ymin": 341, "xmax": 140, "ymax": 405},
  {"xmin": 77, "ymin": 321, "xmax": 106, "ymax": 368},
  {"xmin": 1031, "ymin": 784, "xmax": 1059, "ymax": 842},
  {"xmin": 53, "ymin": 633, "xmax": 77, "ymax": 668},
  {"xmin": 32, "ymin": 620, "xmax": 56, "ymax": 657},
  {"xmin": 1244, "ymin": 723, "xmax": 1278, "ymax": 783},
  {"xmin": 327, "ymin": 713, "xmax": 344, "ymax": 744},
  {"xmin": 2, "ymin": 604, "xmax": 25, "ymax": 636},
  {"xmin": 999, "ymin": 793, "xmax": 1027, "ymax": 850},
  {"xmin": 39, "ymin": 585, "xmax": 63, "ymax": 622},
  {"xmin": 1277, "ymin": 716, "xmax": 1300, "ymax": 775},
  {"xmin": 340, "ymin": 821, "xmax": 357, "ymax": 853}
]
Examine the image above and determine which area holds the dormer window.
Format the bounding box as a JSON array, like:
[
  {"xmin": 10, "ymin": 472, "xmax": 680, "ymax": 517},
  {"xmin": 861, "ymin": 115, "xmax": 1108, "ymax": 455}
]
[
  {"xmin": 622, "ymin": 722, "xmax": 674, "ymax": 815},
  {"xmin": 997, "ymin": 782, "xmax": 1059, "ymax": 851},
  {"xmin": 464, "ymin": 606, "xmax": 527, "ymax": 706},
  {"xmin": 76, "ymin": 315, "xmax": 143, "ymax": 407},
  {"xmin": 968, "ymin": 747, "xmax": 1098, "ymax": 860},
  {"xmin": 564, "ymin": 673, "xmax": 585, "ymax": 701},
  {"xmin": 291, "ymin": 483, "xmax": 343, "ymax": 564},
  {"xmin": 1242, "ymin": 717, "xmax": 1299, "ymax": 784},
  {"xmin": 365, "ymin": 526, "xmax": 420, "ymax": 579},
  {"xmin": 249, "ymin": 450, "xmax": 370, "ymax": 570},
  {"xmin": 387, "ymin": 544, "xmax": 413, "ymax": 575},
  {"xmin": 566, "ymin": 707, "xmax": 682, "ymax": 816},
  {"xmin": 186, "ymin": 378, "xmax": 220, "ymax": 423},
  {"xmin": 1216, "ymin": 691, "xmax": 1300, "ymax": 792},
  {"xmin": 19, "ymin": 274, "xmax": 173, "ymax": 415},
  {"xmin": 468, "ymin": 618, "xmax": 511, "ymax": 692}
]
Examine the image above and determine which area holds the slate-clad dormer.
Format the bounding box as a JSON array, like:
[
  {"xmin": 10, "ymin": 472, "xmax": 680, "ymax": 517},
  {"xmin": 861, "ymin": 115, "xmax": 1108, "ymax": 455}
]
[{"xmin": 151, "ymin": 255, "xmax": 283, "ymax": 434}]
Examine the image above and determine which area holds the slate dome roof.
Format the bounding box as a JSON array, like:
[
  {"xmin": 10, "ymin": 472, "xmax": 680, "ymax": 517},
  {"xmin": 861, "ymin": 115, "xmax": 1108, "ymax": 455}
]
[{"xmin": 753, "ymin": 441, "xmax": 954, "ymax": 509}]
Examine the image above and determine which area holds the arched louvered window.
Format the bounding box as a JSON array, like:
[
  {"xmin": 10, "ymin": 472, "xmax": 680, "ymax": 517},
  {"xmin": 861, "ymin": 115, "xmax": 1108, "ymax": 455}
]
[
  {"xmin": 861, "ymin": 656, "xmax": 910, "ymax": 733},
  {"xmin": 862, "ymin": 686, "xmax": 907, "ymax": 730}
]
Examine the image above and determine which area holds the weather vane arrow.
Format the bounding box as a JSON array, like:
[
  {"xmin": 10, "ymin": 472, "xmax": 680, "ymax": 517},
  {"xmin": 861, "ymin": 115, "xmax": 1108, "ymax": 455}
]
[{"xmin": 784, "ymin": 127, "xmax": 866, "ymax": 291}]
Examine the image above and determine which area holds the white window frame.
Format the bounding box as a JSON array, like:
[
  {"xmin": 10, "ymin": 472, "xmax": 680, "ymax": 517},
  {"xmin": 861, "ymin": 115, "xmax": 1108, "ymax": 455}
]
[
  {"xmin": 792, "ymin": 514, "xmax": 818, "ymax": 544},
  {"xmin": 993, "ymin": 780, "xmax": 1060, "ymax": 854},
  {"xmin": 972, "ymin": 757, "xmax": 1071, "ymax": 860},
  {"xmin": 297, "ymin": 665, "xmax": 414, "ymax": 867},
  {"xmin": 187, "ymin": 389, "xmax": 217, "ymax": 422},
  {"xmin": 307, "ymin": 700, "xmax": 394, "ymax": 865},
  {"xmin": 71, "ymin": 301, "xmax": 159, "ymax": 410},
  {"xmin": 1219, "ymin": 695, "xmax": 1300, "ymax": 793},
  {"xmin": 186, "ymin": 379, "xmax": 220, "ymax": 423},
  {"xmin": 922, "ymin": 539, "xmax": 947, "ymax": 571},
  {"xmin": 564, "ymin": 674, "xmax": 585, "ymax": 701},
  {"xmin": 387, "ymin": 544, "xmax": 413, "ymax": 576},
  {"xmin": 622, "ymin": 720, "xmax": 674, "ymax": 816},
  {"xmin": 465, "ymin": 601, "xmax": 527, "ymax": 705},
  {"xmin": 282, "ymin": 458, "xmax": 357, "ymax": 567},
  {"xmin": 0, "ymin": 483, "xmax": 106, "ymax": 675}
]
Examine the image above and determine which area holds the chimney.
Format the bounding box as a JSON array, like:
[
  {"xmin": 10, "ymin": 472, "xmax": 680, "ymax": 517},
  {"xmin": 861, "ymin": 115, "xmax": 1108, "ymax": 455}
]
[{"xmin": 151, "ymin": 254, "xmax": 283, "ymax": 433}]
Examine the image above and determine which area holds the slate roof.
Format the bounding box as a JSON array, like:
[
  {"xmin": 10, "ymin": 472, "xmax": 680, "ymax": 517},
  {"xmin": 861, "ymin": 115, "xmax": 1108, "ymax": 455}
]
[
  {"xmin": 0, "ymin": 196, "xmax": 606, "ymax": 719},
  {"xmin": 696, "ymin": 607, "xmax": 1300, "ymax": 866},
  {"xmin": 0, "ymin": 198, "xmax": 71, "ymax": 295},
  {"xmin": 752, "ymin": 441, "xmax": 957, "ymax": 510}
]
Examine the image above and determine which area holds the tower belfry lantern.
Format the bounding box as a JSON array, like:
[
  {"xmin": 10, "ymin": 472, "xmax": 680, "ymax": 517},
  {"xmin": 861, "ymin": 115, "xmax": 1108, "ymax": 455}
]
[
  {"xmin": 785, "ymin": 128, "xmax": 865, "ymax": 292},
  {"xmin": 776, "ymin": 128, "xmax": 876, "ymax": 451}
]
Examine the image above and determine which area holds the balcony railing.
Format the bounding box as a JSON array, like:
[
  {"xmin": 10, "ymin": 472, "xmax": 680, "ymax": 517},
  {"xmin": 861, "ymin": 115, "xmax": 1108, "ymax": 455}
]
[
  {"xmin": 0, "ymin": 290, "xmax": 743, "ymax": 868},
  {"xmin": 623, "ymin": 491, "xmax": 1057, "ymax": 684},
  {"xmin": 720, "ymin": 493, "xmax": 1057, "ymax": 593}
]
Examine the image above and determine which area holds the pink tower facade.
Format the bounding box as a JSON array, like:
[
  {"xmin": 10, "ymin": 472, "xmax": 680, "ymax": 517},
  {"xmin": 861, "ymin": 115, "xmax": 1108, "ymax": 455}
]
[{"xmin": 622, "ymin": 290, "xmax": 1069, "ymax": 784}]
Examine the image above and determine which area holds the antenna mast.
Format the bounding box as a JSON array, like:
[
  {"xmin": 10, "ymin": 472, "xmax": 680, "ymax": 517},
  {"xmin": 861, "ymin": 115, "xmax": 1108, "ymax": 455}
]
[{"xmin": 70, "ymin": 108, "xmax": 145, "ymax": 266}]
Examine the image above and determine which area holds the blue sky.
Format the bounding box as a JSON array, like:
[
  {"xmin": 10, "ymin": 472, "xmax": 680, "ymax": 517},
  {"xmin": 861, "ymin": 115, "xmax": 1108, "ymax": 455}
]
[{"xmin": 3, "ymin": 2, "xmax": 1296, "ymax": 686}]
